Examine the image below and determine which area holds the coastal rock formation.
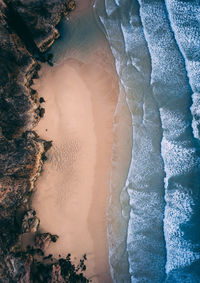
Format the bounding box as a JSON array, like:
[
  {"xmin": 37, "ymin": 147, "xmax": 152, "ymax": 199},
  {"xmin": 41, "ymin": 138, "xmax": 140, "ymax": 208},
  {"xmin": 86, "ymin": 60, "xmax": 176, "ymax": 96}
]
[
  {"xmin": 0, "ymin": 132, "xmax": 46, "ymax": 248},
  {"xmin": 35, "ymin": 233, "xmax": 58, "ymax": 250},
  {"xmin": 4, "ymin": 253, "xmax": 33, "ymax": 283},
  {"xmin": 0, "ymin": 0, "xmax": 39, "ymax": 139},
  {"xmin": 0, "ymin": 0, "xmax": 75, "ymax": 139},
  {"xmin": 5, "ymin": 0, "xmax": 75, "ymax": 53},
  {"xmin": 0, "ymin": 0, "xmax": 84, "ymax": 282},
  {"xmin": 21, "ymin": 210, "xmax": 40, "ymax": 233}
]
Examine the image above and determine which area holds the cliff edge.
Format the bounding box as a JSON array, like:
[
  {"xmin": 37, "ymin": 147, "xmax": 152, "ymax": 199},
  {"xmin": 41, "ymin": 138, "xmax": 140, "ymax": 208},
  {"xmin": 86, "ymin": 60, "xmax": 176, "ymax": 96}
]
[{"xmin": 0, "ymin": 1, "xmax": 88, "ymax": 282}]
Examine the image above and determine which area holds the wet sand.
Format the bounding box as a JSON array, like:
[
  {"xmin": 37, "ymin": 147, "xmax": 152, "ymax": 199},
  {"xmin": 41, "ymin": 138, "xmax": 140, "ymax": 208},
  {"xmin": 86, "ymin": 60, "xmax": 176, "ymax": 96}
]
[{"xmin": 32, "ymin": 35, "xmax": 118, "ymax": 282}]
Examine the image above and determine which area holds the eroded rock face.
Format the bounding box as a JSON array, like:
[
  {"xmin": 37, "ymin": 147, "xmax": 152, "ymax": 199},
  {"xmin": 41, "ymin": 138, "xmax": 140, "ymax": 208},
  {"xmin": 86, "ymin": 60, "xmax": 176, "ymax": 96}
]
[
  {"xmin": 0, "ymin": 132, "xmax": 46, "ymax": 218},
  {"xmin": 5, "ymin": 254, "xmax": 33, "ymax": 283},
  {"xmin": 35, "ymin": 233, "xmax": 58, "ymax": 250},
  {"xmin": 0, "ymin": 0, "xmax": 75, "ymax": 140},
  {"xmin": 50, "ymin": 264, "xmax": 65, "ymax": 283},
  {"xmin": 0, "ymin": 0, "xmax": 76, "ymax": 281},
  {"xmin": 21, "ymin": 210, "xmax": 40, "ymax": 233},
  {"xmin": 0, "ymin": 132, "xmax": 47, "ymax": 257},
  {"xmin": 6, "ymin": 0, "xmax": 75, "ymax": 52},
  {"xmin": 0, "ymin": 0, "xmax": 38, "ymax": 139}
]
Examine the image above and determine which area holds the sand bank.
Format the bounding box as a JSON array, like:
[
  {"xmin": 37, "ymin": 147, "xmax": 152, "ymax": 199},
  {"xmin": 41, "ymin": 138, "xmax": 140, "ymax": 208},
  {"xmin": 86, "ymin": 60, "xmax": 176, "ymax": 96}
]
[{"xmin": 32, "ymin": 38, "xmax": 118, "ymax": 282}]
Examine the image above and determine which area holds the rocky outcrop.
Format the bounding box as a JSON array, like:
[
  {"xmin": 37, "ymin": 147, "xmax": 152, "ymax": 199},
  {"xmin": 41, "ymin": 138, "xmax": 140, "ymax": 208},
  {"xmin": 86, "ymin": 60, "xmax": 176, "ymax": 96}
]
[
  {"xmin": 0, "ymin": 0, "xmax": 75, "ymax": 140},
  {"xmin": 0, "ymin": 0, "xmax": 86, "ymax": 282},
  {"xmin": 0, "ymin": 132, "xmax": 47, "ymax": 250},
  {"xmin": 21, "ymin": 210, "xmax": 40, "ymax": 233},
  {"xmin": 5, "ymin": 0, "xmax": 75, "ymax": 53},
  {"xmin": 0, "ymin": 0, "xmax": 39, "ymax": 139},
  {"xmin": 35, "ymin": 233, "xmax": 58, "ymax": 250},
  {"xmin": 5, "ymin": 253, "xmax": 33, "ymax": 283}
]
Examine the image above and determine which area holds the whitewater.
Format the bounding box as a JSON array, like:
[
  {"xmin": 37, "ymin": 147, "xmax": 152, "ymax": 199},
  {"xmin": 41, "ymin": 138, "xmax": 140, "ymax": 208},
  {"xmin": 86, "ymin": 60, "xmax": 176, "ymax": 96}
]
[{"xmin": 94, "ymin": 0, "xmax": 200, "ymax": 282}]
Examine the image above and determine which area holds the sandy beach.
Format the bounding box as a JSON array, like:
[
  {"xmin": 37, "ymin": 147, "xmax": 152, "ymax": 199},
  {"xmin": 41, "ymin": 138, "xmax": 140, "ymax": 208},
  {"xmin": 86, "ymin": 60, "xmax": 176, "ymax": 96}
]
[{"xmin": 32, "ymin": 25, "xmax": 119, "ymax": 281}]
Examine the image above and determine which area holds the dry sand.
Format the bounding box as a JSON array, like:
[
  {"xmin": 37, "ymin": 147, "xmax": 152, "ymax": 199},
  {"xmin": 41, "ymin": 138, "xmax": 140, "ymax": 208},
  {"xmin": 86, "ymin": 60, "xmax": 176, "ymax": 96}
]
[{"xmin": 32, "ymin": 39, "xmax": 118, "ymax": 282}]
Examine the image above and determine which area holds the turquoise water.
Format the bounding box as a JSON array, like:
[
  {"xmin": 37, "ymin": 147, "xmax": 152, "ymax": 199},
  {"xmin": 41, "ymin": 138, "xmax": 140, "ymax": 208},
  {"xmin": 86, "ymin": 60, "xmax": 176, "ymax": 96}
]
[{"xmin": 94, "ymin": 0, "xmax": 200, "ymax": 282}]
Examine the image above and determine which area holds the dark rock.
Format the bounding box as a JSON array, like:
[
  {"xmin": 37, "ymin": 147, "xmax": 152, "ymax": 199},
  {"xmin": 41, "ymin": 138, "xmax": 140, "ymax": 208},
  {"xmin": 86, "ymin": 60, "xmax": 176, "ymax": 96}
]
[
  {"xmin": 41, "ymin": 152, "xmax": 48, "ymax": 161},
  {"xmin": 48, "ymin": 60, "xmax": 54, "ymax": 67},
  {"xmin": 5, "ymin": 0, "xmax": 75, "ymax": 53},
  {"xmin": 32, "ymin": 72, "xmax": 39, "ymax": 79},
  {"xmin": 44, "ymin": 140, "xmax": 53, "ymax": 152},
  {"xmin": 35, "ymin": 233, "xmax": 58, "ymax": 250},
  {"xmin": 0, "ymin": 132, "xmax": 46, "ymax": 218},
  {"xmin": 67, "ymin": 1, "xmax": 76, "ymax": 12},
  {"xmin": 47, "ymin": 53, "xmax": 53, "ymax": 61},
  {"xmin": 0, "ymin": 1, "xmax": 39, "ymax": 139},
  {"xmin": 35, "ymin": 106, "xmax": 45, "ymax": 118},
  {"xmin": 5, "ymin": 254, "xmax": 33, "ymax": 283},
  {"xmin": 51, "ymin": 235, "xmax": 59, "ymax": 243},
  {"xmin": 39, "ymin": 97, "xmax": 45, "ymax": 103},
  {"xmin": 50, "ymin": 263, "xmax": 65, "ymax": 283},
  {"xmin": 39, "ymin": 107, "xmax": 45, "ymax": 118},
  {"xmin": 21, "ymin": 210, "xmax": 40, "ymax": 233}
]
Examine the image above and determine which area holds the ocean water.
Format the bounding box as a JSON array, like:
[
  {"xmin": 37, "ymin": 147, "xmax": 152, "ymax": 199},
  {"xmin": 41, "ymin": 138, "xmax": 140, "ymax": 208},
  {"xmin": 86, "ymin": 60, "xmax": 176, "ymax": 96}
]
[{"xmin": 94, "ymin": 0, "xmax": 200, "ymax": 282}]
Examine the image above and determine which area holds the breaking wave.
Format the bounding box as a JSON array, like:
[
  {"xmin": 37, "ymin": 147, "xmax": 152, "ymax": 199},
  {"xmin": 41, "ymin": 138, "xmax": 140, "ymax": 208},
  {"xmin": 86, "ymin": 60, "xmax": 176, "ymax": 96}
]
[{"xmin": 94, "ymin": 0, "xmax": 200, "ymax": 282}]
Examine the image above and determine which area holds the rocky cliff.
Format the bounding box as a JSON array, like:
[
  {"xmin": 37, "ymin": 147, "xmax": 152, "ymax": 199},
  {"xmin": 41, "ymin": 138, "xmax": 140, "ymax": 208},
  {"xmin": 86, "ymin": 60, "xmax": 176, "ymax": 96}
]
[{"xmin": 0, "ymin": 1, "xmax": 88, "ymax": 282}]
